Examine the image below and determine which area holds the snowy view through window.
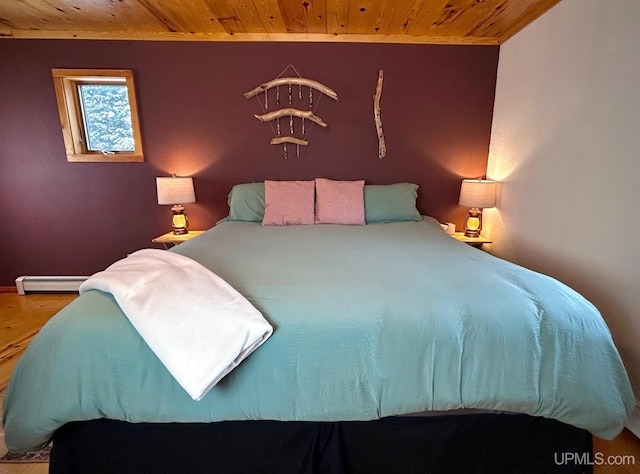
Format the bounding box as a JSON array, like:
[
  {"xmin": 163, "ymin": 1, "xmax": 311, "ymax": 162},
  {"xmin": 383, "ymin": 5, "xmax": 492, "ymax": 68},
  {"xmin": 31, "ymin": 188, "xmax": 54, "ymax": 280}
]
[{"xmin": 78, "ymin": 84, "xmax": 135, "ymax": 152}]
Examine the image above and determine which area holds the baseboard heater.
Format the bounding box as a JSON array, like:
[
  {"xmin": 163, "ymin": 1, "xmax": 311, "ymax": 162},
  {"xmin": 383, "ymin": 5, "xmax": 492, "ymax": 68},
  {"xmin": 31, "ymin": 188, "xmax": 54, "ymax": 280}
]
[{"xmin": 15, "ymin": 276, "xmax": 89, "ymax": 295}]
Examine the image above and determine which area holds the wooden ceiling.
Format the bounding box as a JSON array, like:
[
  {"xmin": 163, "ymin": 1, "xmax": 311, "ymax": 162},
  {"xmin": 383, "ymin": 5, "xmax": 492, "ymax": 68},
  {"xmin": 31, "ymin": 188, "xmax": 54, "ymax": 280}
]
[{"xmin": 0, "ymin": 0, "xmax": 561, "ymax": 45}]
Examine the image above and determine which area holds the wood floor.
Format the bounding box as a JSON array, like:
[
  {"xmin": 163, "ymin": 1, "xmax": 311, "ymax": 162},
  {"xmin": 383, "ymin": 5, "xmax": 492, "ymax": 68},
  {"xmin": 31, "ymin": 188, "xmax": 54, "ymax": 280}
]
[
  {"xmin": 0, "ymin": 292, "xmax": 638, "ymax": 473},
  {"xmin": 0, "ymin": 293, "xmax": 76, "ymax": 474}
]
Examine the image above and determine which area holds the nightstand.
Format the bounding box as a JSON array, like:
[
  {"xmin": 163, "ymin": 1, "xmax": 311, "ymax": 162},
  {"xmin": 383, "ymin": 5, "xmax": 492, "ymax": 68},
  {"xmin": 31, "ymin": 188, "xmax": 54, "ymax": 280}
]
[
  {"xmin": 152, "ymin": 231, "xmax": 204, "ymax": 249},
  {"xmin": 451, "ymin": 232, "xmax": 492, "ymax": 248}
]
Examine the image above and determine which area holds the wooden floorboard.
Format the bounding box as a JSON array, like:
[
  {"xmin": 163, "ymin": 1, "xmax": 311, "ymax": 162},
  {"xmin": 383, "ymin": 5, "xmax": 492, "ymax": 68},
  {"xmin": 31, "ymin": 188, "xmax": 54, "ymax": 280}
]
[
  {"xmin": 0, "ymin": 293, "xmax": 638, "ymax": 473},
  {"xmin": 593, "ymin": 429, "xmax": 640, "ymax": 474},
  {"xmin": 0, "ymin": 293, "xmax": 76, "ymax": 474},
  {"xmin": 0, "ymin": 293, "xmax": 76, "ymax": 393}
]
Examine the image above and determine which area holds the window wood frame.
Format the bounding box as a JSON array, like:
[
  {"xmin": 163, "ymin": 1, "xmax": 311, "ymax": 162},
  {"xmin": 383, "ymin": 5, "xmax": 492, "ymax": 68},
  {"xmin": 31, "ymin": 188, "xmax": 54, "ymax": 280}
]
[{"xmin": 52, "ymin": 69, "xmax": 144, "ymax": 162}]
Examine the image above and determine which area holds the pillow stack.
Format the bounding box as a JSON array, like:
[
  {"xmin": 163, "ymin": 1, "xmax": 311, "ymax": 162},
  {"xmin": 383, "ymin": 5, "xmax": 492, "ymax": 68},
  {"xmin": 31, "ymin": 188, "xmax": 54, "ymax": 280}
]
[{"xmin": 225, "ymin": 179, "xmax": 422, "ymax": 226}]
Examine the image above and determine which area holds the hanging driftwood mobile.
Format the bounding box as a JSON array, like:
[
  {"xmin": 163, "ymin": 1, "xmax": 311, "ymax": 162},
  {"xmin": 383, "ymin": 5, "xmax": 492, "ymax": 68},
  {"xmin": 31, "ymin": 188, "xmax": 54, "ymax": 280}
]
[
  {"xmin": 270, "ymin": 137, "xmax": 309, "ymax": 146},
  {"xmin": 254, "ymin": 108, "xmax": 328, "ymax": 128},
  {"xmin": 244, "ymin": 65, "xmax": 338, "ymax": 158},
  {"xmin": 374, "ymin": 69, "xmax": 386, "ymax": 159},
  {"xmin": 243, "ymin": 77, "xmax": 339, "ymax": 102}
]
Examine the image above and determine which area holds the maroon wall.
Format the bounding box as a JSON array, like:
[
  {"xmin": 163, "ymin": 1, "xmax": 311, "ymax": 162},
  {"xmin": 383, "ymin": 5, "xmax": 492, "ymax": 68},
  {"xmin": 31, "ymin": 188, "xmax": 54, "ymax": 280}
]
[{"xmin": 0, "ymin": 40, "xmax": 498, "ymax": 286}]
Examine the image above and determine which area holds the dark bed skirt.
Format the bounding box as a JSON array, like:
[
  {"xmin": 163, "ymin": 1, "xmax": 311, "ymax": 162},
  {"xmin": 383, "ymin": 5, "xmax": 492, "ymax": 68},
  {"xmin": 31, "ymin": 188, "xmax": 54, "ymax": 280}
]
[{"xmin": 50, "ymin": 413, "xmax": 593, "ymax": 474}]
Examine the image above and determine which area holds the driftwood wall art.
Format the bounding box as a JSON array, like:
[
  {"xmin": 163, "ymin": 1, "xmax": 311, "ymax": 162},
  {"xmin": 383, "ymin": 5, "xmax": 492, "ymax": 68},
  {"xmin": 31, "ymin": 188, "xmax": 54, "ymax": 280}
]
[
  {"xmin": 374, "ymin": 69, "xmax": 386, "ymax": 159},
  {"xmin": 244, "ymin": 65, "xmax": 338, "ymax": 158},
  {"xmin": 254, "ymin": 108, "xmax": 328, "ymax": 128},
  {"xmin": 244, "ymin": 77, "xmax": 339, "ymax": 102}
]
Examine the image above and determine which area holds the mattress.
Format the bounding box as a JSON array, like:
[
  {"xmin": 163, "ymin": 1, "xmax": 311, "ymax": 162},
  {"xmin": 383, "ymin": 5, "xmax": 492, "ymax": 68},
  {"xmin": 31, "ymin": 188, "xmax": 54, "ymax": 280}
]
[{"xmin": 2, "ymin": 217, "xmax": 634, "ymax": 452}]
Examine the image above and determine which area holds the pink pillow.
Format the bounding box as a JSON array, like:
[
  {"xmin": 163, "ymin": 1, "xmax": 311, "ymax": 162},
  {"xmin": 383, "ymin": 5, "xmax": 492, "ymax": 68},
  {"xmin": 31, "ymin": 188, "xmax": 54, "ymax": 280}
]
[
  {"xmin": 262, "ymin": 180, "xmax": 315, "ymax": 225},
  {"xmin": 315, "ymin": 178, "xmax": 365, "ymax": 225}
]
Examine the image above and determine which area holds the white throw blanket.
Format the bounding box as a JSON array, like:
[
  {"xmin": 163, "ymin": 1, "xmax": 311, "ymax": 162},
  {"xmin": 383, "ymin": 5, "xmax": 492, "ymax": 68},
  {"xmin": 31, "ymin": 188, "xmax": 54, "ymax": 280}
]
[{"xmin": 79, "ymin": 248, "xmax": 273, "ymax": 401}]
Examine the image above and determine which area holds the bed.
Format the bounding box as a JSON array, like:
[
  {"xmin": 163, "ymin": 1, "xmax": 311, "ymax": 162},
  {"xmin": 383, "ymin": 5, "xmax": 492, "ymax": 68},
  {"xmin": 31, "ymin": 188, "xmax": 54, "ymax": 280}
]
[{"xmin": 3, "ymin": 181, "xmax": 634, "ymax": 473}]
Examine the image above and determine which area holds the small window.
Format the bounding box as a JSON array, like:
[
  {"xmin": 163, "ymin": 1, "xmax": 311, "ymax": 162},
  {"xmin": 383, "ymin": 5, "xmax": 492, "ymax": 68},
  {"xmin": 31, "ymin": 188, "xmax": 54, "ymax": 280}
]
[{"xmin": 52, "ymin": 69, "xmax": 144, "ymax": 162}]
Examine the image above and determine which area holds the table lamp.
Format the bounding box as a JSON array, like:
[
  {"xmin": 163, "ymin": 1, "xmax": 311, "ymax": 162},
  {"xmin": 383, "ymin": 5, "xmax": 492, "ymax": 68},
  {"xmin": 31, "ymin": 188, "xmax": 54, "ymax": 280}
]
[
  {"xmin": 458, "ymin": 179, "xmax": 496, "ymax": 238},
  {"xmin": 156, "ymin": 175, "xmax": 196, "ymax": 235}
]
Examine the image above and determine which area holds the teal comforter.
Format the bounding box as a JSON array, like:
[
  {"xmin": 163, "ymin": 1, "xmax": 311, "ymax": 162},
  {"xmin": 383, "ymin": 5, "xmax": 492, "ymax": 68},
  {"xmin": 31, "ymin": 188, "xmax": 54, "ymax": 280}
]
[{"xmin": 3, "ymin": 218, "xmax": 634, "ymax": 451}]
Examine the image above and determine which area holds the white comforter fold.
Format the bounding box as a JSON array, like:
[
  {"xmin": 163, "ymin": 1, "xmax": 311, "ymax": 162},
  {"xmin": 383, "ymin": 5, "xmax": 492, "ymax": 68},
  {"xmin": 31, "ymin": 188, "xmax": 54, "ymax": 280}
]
[{"xmin": 79, "ymin": 248, "xmax": 273, "ymax": 400}]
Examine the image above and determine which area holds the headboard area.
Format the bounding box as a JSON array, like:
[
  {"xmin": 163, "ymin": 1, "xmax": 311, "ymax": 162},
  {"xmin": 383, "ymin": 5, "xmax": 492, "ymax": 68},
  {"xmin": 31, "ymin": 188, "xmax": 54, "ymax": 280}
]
[
  {"xmin": 161, "ymin": 43, "xmax": 498, "ymax": 232},
  {"xmin": 0, "ymin": 40, "xmax": 498, "ymax": 284}
]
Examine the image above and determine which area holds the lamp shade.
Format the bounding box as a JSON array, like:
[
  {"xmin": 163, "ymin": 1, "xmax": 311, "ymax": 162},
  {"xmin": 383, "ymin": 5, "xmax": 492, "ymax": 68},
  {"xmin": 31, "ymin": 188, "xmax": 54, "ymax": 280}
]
[
  {"xmin": 156, "ymin": 176, "xmax": 196, "ymax": 205},
  {"xmin": 458, "ymin": 179, "xmax": 497, "ymax": 208}
]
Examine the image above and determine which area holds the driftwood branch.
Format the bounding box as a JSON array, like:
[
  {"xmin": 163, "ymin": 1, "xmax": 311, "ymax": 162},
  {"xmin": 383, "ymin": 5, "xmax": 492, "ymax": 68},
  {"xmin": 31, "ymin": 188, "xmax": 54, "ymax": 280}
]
[
  {"xmin": 254, "ymin": 108, "xmax": 328, "ymax": 128},
  {"xmin": 244, "ymin": 77, "xmax": 339, "ymax": 101},
  {"xmin": 374, "ymin": 69, "xmax": 386, "ymax": 159},
  {"xmin": 270, "ymin": 136, "xmax": 309, "ymax": 146}
]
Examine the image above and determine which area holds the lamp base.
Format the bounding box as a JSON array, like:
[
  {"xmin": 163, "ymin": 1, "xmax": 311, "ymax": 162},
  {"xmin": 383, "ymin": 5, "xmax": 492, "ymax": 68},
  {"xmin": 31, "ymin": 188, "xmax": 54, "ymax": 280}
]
[
  {"xmin": 171, "ymin": 204, "xmax": 189, "ymax": 235},
  {"xmin": 463, "ymin": 207, "xmax": 483, "ymax": 238}
]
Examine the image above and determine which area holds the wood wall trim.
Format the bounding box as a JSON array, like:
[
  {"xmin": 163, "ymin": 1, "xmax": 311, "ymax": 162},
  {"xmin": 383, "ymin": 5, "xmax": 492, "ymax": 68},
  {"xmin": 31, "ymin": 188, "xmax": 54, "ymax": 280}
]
[
  {"xmin": 0, "ymin": 286, "xmax": 18, "ymax": 293},
  {"xmin": 0, "ymin": 30, "xmax": 503, "ymax": 45}
]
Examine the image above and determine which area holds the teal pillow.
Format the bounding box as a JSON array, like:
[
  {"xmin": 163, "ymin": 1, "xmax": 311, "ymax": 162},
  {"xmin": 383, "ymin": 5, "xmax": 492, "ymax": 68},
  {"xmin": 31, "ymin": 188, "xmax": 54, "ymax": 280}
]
[
  {"xmin": 364, "ymin": 183, "xmax": 422, "ymax": 223},
  {"xmin": 226, "ymin": 182, "xmax": 265, "ymax": 222}
]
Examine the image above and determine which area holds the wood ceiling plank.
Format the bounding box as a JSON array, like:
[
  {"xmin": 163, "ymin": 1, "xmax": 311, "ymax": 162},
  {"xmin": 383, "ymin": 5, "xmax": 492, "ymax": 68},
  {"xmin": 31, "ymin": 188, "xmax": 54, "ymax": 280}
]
[
  {"xmin": 461, "ymin": 0, "xmax": 511, "ymax": 40},
  {"xmin": 135, "ymin": 0, "xmax": 227, "ymax": 34},
  {"xmin": 472, "ymin": 0, "xmax": 538, "ymax": 38},
  {"xmin": 327, "ymin": 0, "xmax": 350, "ymax": 35},
  {"xmin": 347, "ymin": 0, "xmax": 378, "ymax": 34},
  {"xmin": 227, "ymin": 0, "xmax": 267, "ymax": 33},
  {"xmin": 252, "ymin": 0, "xmax": 287, "ymax": 33},
  {"xmin": 53, "ymin": 0, "xmax": 168, "ymax": 32},
  {"xmin": 0, "ymin": 0, "xmax": 66, "ymax": 30},
  {"xmin": 347, "ymin": 0, "xmax": 421, "ymax": 36},
  {"xmin": 369, "ymin": 0, "xmax": 401, "ymax": 36},
  {"xmin": 302, "ymin": 0, "xmax": 327, "ymax": 34},
  {"xmin": 278, "ymin": 0, "xmax": 308, "ymax": 33},
  {"xmin": 0, "ymin": 1, "xmax": 20, "ymax": 31},
  {"xmin": 384, "ymin": 0, "xmax": 430, "ymax": 36},
  {"xmin": 426, "ymin": 0, "xmax": 478, "ymax": 36},
  {"xmin": 204, "ymin": 0, "xmax": 248, "ymax": 34},
  {"xmin": 404, "ymin": 0, "xmax": 450, "ymax": 36},
  {"xmin": 0, "ymin": 21, "xmax": 11, "ymax": 37},
  {"xmin": 0, "ymin": 0, "xmax": 561, "ymax": 44},
  {"xmin": 410, "ymin": 0, "xmax": 492, "ymax": 36},
  {"xmin": 0, "ymin": 10, "xmax": 15, "ymax": 28}
]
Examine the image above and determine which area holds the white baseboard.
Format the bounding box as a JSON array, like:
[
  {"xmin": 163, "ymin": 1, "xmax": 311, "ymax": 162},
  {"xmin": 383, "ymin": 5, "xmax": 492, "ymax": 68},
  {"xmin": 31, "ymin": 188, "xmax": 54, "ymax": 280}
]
[
  {"xmin": 626, "ymin": 403, "xmax": 640, "ymax": 439},
  {"xmin": 15, "ymin": 275, "xmax": 88, "ymax": 295}
]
